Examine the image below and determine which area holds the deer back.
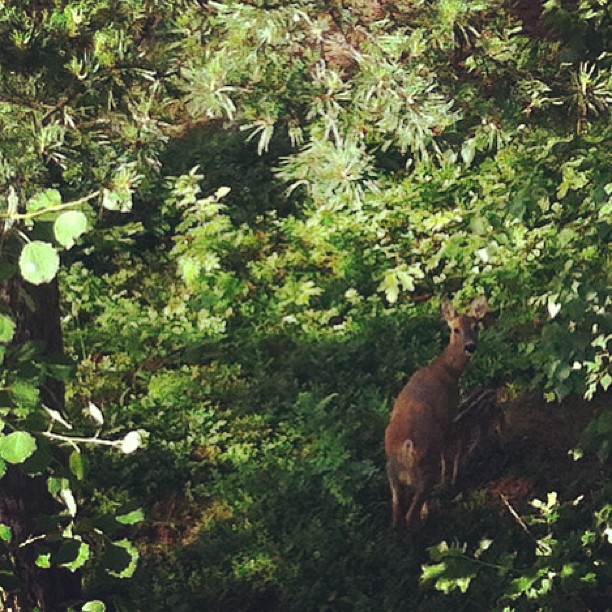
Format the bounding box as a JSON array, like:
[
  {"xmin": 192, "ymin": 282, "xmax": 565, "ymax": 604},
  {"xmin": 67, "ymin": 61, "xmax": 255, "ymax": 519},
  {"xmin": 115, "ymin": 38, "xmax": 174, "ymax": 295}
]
[{"xmin": 385, "ymin": 361, "xmax": 460, "ymax": 462}]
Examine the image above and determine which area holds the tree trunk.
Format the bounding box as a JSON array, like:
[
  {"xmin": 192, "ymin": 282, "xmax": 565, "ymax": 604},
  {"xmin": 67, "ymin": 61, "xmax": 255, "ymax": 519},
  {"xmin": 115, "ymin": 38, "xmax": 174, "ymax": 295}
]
[{"xmin": 0, "ymin": 279, "xmax": 82, "ymax": 611}]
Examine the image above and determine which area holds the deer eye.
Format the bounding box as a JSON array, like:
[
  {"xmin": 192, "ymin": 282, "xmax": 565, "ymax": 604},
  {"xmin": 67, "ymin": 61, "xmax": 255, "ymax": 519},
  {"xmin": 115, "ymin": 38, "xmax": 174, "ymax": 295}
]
[{"xmin": 454, "ymin": 328, "xmax": 461, "ymax": 335}]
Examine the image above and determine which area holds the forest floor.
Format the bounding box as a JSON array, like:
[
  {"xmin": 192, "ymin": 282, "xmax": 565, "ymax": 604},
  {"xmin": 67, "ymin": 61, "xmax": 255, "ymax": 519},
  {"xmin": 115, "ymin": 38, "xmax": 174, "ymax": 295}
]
[{"xmin": 447, "ymin": 390, "xmax": 611, "ymax": 539}]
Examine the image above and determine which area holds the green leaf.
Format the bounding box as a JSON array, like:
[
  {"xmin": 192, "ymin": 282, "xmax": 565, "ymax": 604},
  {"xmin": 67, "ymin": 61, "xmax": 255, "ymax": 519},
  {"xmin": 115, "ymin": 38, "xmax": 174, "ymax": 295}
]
[
  {"xmin": 421, "ymin": 561, "xmax": 447, "ymax": 583},
  {"xmin": 396, "ymin": 269, "xmax": 415, "ymax": 292},
  {"xmin": 35, "ymin": 553, "xmax": 51, "ymax": 569},
  {"xmin": 0, "ymin": 458, "xmax": 6, "ymax": 479},
  {"xmin": 11, "ymin": 380, "xmax": 39, "ymax": 410},
  {"xmin": 27, "ymin": 189, "xmax": 62, "ymax": 213},
  {"xmin": 461, "ymin": 138, "xmax": 476, "ymax": 166},
  {"xmin": 60, "ymin": 484, "xmax": 78, "ymax": 517},
  {"xmin": 48, "ymin": 476, "xmax": 70, "ymax": 496},
  {"xmin": 54, "ymin": 210, "xmax": 88, "ymax": 249},
  {"xmin": 46, "ymin": 361, "xmax": 76, "ymax": 382},
  {"xmin": 557, "ymin": 227, "xmax": 576, "ymax": 248},
  {"xmin": 115, "ymin": 508, "xmax": 145, "ymax": 525},
  {"xmin": 47, "ymin": 476, "xmax": 77, "ymax": 515},
  {"xmin": 0, "ymin": 432, "xmax": 37, "ymax": 464},
  {"xmin": 69, "ymin": 450, "xmax": 87, "ymax": 481},
  {"xmin": 82, "ymin": 601, "xmax": 106, "ymax": 612},
  {"xmin": 0, "ymin": 523, "xmax": 12, "ymax": 543},
  {"xmin": 102, "ymin": 188, "xmax": 133, "ymax": 213},
  {"xmin": 103, "ymin": 539, "xmax": 139, "ymax": 578},
  {"xmin": 19, "ymin": 241, "xmax": 60, "ymax": 285},
  {"xmin": 378, "ymin": 269, "xmax": 400, "ymax": 304},
  {"xmin": 54, "ymin": 539, "xmax": 90, "ymax": 572},
  {"xmin": 0, "ymin": 315, "xmax": 15, "ymax": 343}
]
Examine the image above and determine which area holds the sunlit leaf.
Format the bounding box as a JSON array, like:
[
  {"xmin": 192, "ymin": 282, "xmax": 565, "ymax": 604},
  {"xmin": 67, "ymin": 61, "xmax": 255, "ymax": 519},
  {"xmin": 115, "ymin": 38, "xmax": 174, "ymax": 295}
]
[
  {"xmin": 60, "ymin": 485, "xmax": 78, "ymax": 517},
  {"xmin": 27, "ymin": 189, "xmax": 62, "ymax": 213},
  {"xmin": 0, "ymin": 315, "xmax": 15, "ymax": 343},
  {"xmin": 69, "ymin": 450, "xmax": 86, "ymax": 481},
  {"xmin": 85, "ymin": 401, "xmax": 104, "ymax": 426},
  {"xmin": 116, "ymin": 508, "xmax": 145, "ymax": 525},
  {"xmin": 0, "ymin": 523, "xmax": 12, "ymax": 543},
  {"xmin": 102, "ymin": 188, "xmax": 133, "ymax": 212},
  {"xmin": 19, "ymin": 241, "xmax": 60, "ymax": 285},
  {"xmin": 119, "ymin": 431, "xmax": 143, "ymax": 454},
  {"xmin": 82, "ymin": 601, "xmax": 106, "ymax": 612},
  {"xmin": 103, "ymin": 539, "xmax": 139, "ymax": 578},
  {"xmin": 35, "ymin": 554, "xmax": 51, "ymax": 569},
  {"xmin": 55, "ymin": 539, "xmax": 90, "ymax": 571},
  {"xmin": 54, "ymin": 210, "xmax": 88, "ymax": 249},
  {"xmin": 0, "ymin": 432, "xmax": 37, "ymax": 464}
]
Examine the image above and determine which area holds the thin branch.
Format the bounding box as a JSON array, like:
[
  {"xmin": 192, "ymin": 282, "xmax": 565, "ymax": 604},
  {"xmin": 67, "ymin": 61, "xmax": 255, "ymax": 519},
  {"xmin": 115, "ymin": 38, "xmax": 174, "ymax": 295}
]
[
  {"xmin": 19, "ymin": 534, "xmax": 48, "ymax": 549},
  {"xmin": 42, "ymin": 430, "xmax": 118, "ymax": 448},
  {"xmin": 2, "ymin": 191, "xmax": 100, "ymax": 221},
  {"xmin": 500, "ymin": 493, "xmax": 543, "ymax": 551}
]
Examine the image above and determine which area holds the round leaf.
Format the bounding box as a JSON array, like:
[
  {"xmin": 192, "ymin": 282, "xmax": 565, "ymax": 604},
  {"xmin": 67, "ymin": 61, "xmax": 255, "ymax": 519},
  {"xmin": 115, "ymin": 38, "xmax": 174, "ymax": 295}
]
[
  {"xmin": 0, "ymin": 315, "xmax": 15, "ymax": 343},
  {"xmin": 0, "ymin": 431, "xmax": 37, "ymax": 464},
  {"xmin": 19, "ymin": 241, "xmax": 60, "ymax": 285},
  {"xmin": 54, "ymin": 211, "xmax": 88, "ymax": 249},
  {"xmin": 119, "ymin": 431, "xmax": 142, "ymax": 454},
  {"xmin": 54, "ymin": 539, "xmax": 90, "ymax": 571},
  {"xmin": 82, "ymin": 600, "xmax": 106, "ymax": 612},
  {"xmin": 103, "ymin": 539, "xmax": 139, "ymax": 578},
  {"xmin": 27, "ymin": 189, "xmax": 62, "ymax": 213},
  {"xmin": 11, "ymin": 380, "xmax": 39, "ymax": 410}
]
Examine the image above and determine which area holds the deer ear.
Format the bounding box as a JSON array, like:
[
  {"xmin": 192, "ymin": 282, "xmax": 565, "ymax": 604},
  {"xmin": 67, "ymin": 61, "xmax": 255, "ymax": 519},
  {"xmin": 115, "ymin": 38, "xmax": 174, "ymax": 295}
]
[
  {"xmin": 441, "ymin": 297, "xmax": 457, "ymax": 323},
  {"xmin": 468, "ymin": 296, "xmax": 489, "ymax": 320}
]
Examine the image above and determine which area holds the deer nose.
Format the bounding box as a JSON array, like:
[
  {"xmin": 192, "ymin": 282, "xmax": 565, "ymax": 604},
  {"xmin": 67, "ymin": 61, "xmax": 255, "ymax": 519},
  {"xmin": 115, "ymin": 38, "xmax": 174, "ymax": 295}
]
[{"xmin": 465, "ymin": 342, "xmax": 476, "ymax": 354}]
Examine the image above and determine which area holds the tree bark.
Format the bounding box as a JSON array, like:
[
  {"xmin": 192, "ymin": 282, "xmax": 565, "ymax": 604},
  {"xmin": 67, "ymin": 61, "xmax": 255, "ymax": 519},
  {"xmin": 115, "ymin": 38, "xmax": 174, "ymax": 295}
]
[{"xmin": 0, "ymin": 279, "xmax": 82, "ymax": 611}]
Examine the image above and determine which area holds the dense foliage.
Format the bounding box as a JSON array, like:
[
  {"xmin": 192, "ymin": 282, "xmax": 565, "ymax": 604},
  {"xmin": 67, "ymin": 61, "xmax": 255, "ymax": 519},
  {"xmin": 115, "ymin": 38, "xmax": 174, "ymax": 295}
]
[{"xmin": 0, "ymin": 0, "xmax": 610, "ymax": 609}]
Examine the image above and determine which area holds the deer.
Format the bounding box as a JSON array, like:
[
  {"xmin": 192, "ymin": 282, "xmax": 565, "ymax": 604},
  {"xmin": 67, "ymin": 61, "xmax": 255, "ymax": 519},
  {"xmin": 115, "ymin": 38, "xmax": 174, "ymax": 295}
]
[{"xmin": 384, "ymin": 295, "xmax": 489, "ymax": 531}]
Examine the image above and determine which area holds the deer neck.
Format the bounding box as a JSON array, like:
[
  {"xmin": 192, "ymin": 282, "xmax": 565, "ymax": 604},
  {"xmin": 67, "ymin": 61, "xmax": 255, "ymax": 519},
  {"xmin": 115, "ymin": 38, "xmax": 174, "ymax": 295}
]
[{"xmin": 435, "ymin": 343, "xmax": 471, "ymax": 378}]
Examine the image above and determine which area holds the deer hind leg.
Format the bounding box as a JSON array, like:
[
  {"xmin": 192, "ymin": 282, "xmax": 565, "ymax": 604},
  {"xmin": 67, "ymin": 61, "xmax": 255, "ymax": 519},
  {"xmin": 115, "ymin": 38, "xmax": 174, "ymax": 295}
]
[
  {"xmin": 405, "ymin": 458, "xmax": 437, "ymax": 529},
  {"xmin": 390, "ymin": 481, "xmax": 401, "ymax": 529},
  {"xmin": 387, "ymin": 460, "xmax": 407, "ymax": 529},
  {"xmin": 404, "ymin": 484, "xmax": 428, "ymax": 530}
]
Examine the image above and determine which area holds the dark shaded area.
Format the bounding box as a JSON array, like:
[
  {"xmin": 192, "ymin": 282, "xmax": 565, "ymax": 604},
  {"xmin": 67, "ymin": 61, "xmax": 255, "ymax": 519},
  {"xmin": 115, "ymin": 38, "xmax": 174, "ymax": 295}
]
[
  {"xmin": 161, "ymin": 123, "xmax": 297, "ymax": 225},
  {"xmin": 0, "ymin": 279, "xmax": 81, "ymax": 611}
]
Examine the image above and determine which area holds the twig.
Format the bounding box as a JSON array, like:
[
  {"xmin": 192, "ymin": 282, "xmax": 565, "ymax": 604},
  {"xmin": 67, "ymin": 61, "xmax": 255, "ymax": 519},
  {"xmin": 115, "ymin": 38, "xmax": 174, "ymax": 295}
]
[
  {"xmin": 500, "ymin": 493, "xmax": 533, "ymax": 537},
  {"xmin": 42, "ymin": 430, "xmax": 117, "ymax": 448},
  {"xmin": 3, "ymin": 190, "xmax": 100, "ymax": 222}
]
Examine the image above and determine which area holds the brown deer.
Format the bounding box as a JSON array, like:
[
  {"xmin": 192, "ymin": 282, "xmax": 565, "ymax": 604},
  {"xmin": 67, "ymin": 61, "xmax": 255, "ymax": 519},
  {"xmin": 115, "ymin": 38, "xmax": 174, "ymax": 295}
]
[{"xmin": 385, "ymin": 296, "xmax": 489, "ymax": 530}]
